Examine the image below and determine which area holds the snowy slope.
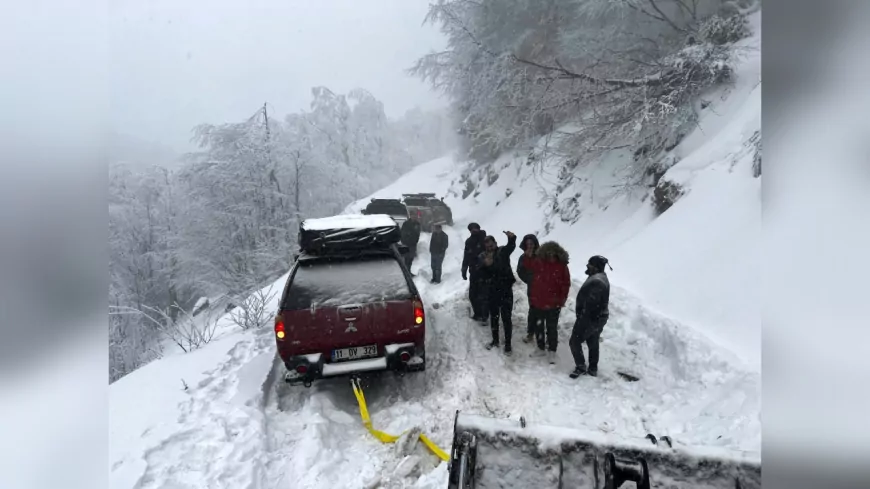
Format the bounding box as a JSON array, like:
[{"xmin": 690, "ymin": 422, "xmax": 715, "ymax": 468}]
[
  {"xmin": 110, "ymin": 14, "xmax": 761, "ymax": 489},
  {"xmin": 395, "ymin": 12, "xmax": 762, "ymax": 368},
  {"xmin": 609, "ymin": 12, "xmax": 762, "ymax": 367}
]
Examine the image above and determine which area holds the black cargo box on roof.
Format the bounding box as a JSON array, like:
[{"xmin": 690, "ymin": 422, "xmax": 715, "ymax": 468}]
[{"xmin": 299, "ymin": 214, "xmax": 401, "ymax": 254}]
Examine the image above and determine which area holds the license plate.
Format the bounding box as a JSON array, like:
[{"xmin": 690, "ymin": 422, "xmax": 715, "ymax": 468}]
[{"xmin": 332, "ymin": 344, "xmax": 378, "ymax": 362}]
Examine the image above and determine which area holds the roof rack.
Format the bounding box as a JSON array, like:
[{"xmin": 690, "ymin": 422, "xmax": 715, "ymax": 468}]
[{"xmin": 299, "ymin": 214, "xmax": 401, "ymax": 255}]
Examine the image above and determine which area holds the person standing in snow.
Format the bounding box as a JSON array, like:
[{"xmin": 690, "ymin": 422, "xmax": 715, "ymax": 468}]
[
  {"xmin": 569, "ymin": 255, "xmax": 612, "ymax": 378},
  {"xmin": 400, "ymin": 214, "xmax": 422, "ymax": 274},
  {"xmin": 478, "ymin": 231, "xmax": 517, "ymax": 355},
  {"xmin": 461, "ymin": 223, "xmax": 488, "ymax": 321},
  {"xmin": 525, "ymin": 242, "xmax": 571, "ymax": 364},
  {"xmin": 516, "ymin": 234, "xmax": 540, "ymax": 343},
  {"xmin": 429, "ymin": 223, "xmax": 449, "ymax": 284}
]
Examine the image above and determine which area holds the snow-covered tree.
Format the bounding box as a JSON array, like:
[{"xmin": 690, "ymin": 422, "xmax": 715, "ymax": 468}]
[
  {"xmin": 412, "ymin": 0, "xmax": 752, "ymax": 169},
  {"xmin": 109, "ymin": 89, "xmax": 456, "ymax": 381}
]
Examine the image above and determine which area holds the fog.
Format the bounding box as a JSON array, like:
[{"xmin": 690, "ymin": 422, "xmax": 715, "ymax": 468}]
[{"xmin": 110, "ymin": 0, "xmax": 447, "ymax": 152}]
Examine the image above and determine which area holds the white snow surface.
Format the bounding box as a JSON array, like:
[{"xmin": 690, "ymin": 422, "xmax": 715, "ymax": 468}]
[
  {"xmin": 303, "ymin": 213, "xmax": 397, "ymax": 230},
  {"xmin": 110, "ymin": 14, "xmax": 761, "ymax": 489}
]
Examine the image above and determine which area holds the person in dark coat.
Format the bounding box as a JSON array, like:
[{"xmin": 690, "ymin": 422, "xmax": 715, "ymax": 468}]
[
  {"xmin": 429, "ymin": 223, "xmax": 449, "ymax": 283},
  {"xmin": 526, "ymin": 242, "xmax": 571, "ymax": 364},
  {"xmin": 569, "ymin": 255, "xmax": 612, "ymax": 378},
  {"xmin": 516, "ymin": 234, "xmax": 540, "ymax": 343},
  {"xmin": 478, "ymin": 231, "xmax": 517, "ymax": 354},
  {"xmin": 400, "ymin": 214, "xmax": 422, "ymax": 274},
  {"xmin": 461, "ymin": 223, "xmax": 488, "ymax": 321}
]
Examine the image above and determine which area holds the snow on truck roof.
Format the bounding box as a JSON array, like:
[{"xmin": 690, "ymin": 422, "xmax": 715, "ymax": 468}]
[{"xmin": 301, "ymin": 214, "xmax": 397, "ymax": 231}]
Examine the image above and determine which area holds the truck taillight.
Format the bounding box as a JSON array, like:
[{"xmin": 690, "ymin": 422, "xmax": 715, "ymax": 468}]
[
  {"xmin": 413, "ymin": 300, "xmax": 424, "ymax": 325},
  {"xmin": 274, "ymin": 315, "xmax": 285, "ymax": 340}
]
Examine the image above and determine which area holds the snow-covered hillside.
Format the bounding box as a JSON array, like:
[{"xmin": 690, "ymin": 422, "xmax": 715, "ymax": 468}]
[
  {"xmin": 366, "ymin": 12, "xmax": 762, "ymax": 368},
  {"xmin": 110, "ymin": 13, "xmax": 761, "ymax": 489}
]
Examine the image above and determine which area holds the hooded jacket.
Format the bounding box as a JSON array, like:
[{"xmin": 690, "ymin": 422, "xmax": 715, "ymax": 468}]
[
  {"xmin": 516, "ymin": 234, "xmax": 541, "ymax": 286},
  {"xmin": 526, "ymin": 241, "xmax": 571, "ymax": 310},
  {"xmin": 575, "ymin": 271, "xmax": 610, "ymax": 326}
]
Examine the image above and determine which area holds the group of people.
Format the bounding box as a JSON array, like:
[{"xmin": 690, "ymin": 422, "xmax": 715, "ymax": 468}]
[
  {"xmin": 399, "ymin": 216, "xmax": 611, "ymax": 377},
  {"xmin": 460, "ymin": 223, "xmax": 612, "ymax": 378}
]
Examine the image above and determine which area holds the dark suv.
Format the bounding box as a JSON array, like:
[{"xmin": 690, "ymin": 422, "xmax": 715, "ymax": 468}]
[
  {"xmin": 275, "ymin": 214, "xmax": 426, "ymax": 386},
  {"xmin": 362, "ymin": 198, "xmax": 410, "ymax": 226},
  {"xmin": 402, "ymin": 193, "xmax": 453, "ymax": 231}
]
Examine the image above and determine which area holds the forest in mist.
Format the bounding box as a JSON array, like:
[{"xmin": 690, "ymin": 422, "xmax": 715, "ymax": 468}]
[{"xmin": 109, "ymin": 87, "xmax": 455, "ymax": 381}]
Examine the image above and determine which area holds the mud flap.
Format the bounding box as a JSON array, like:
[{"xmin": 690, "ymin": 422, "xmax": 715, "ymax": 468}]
[{"xmin": 447, "ymin": 411, "xmax": 760, "ymax": 489}]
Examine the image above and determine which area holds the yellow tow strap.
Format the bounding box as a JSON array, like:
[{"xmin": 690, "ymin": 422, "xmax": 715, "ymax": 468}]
[{"xmin": 351, "ymin": 378, "xmax": 450, "ymax": 461}]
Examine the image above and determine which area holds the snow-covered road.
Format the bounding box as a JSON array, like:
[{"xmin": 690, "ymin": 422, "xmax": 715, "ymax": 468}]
[{"xmin": 110, "ymin": 221, "xmax": 759, "ymax": 489}]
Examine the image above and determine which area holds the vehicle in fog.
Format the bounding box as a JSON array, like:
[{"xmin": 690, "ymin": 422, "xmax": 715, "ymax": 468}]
[
  {"xmin": 362, "ymin": 198, "xmax": 410, "ymax": 226},
  {"xmin": 402, "ymin": 193, "xmax": 453, "ymax": 231}
]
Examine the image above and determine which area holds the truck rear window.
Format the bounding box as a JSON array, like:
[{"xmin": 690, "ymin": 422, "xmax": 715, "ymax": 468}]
[
  {"xmin": 366, "ymin": 204, "xmax": 407, "ymax": 216},
  {"xmin": 283, "ymin": 256, "xmax": 412, "ymax": 310},
  {"xmin": 403, "ymin": 198, "xmax": 428, "ymax": 206}
]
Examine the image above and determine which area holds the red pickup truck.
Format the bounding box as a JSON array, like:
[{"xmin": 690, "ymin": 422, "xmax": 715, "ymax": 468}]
[{"xmin": 275, "ymin": 214, "xmax": 426, "ymax": 386}]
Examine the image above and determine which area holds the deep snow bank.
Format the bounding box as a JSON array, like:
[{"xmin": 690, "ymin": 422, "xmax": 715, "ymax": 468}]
[{"xmin": 400, "ymin": 12, "xmax": 761, "ymax": 368}]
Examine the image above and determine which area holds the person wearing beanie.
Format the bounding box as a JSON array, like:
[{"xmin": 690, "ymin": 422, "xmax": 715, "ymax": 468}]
[
  {"xmin": 461, "ymin": 223, "xmax": 488, "ymax": 321},
  {"xmin": 569, "ymin": 255, "xmax": 612, "ymax": 378}
]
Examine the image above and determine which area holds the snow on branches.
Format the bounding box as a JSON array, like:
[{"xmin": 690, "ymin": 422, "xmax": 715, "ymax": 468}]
[
  {"xmin": 412, "ymin": 0, "xmax": 749, "ymax": 174},
  {"xmin": 109, "ymin": 91, "xmax": 456, "ymax": 381}
]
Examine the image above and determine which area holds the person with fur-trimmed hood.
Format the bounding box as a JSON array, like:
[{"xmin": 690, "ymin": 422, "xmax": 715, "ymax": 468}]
[
  {"xmin": 516, "ymin": 234, "xmax": 540, "ymax": 343},
  {"xmin": 525, "ymin": 241, "xmax": 571, "ymax": 364},
  {"xmin": 569, "ymin": 255, "xmax": 612, "ymax": 378}
]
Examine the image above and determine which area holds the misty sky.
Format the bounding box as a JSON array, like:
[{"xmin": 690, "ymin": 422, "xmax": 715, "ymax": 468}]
[{"xmin": 110, "ymin": 0, "xmax": 447, "ymax": 153}]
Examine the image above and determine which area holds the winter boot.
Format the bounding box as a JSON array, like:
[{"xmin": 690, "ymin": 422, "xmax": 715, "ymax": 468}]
[
  {"xmin": 522, "ymin": 334, "xmax": 535, "ymax": 344},
  {"xmin": 587, "ymin": 367, "xmax": 598, "ymax": 377},
  {"xmin": 485, "ymin": 341, "xmax": 500, "ymax": 350},
  {"xmin": 569, "ymin": 365, "xmax": 587, "ymax": 379},
  {"xmin": 548, "ymin": 351, "xmax": 557, "ymax": 365},
  {"xmin": 530, "ymin": 349, "xmax": 546, "ymax": 358},
  {"xmin": 504, "ymin": 345, "xmax": 512, "ymax": 356}
]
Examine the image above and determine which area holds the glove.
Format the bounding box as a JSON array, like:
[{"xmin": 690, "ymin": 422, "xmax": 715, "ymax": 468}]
[{"xmin": 462, "ymin": 272, "xmax": 467, "ymax": 280}]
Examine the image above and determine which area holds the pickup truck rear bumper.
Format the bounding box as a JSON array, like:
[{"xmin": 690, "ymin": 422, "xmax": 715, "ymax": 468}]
[{"xmin": 283, "ymin": 342, "xmax": 425, "ymax": 385}]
